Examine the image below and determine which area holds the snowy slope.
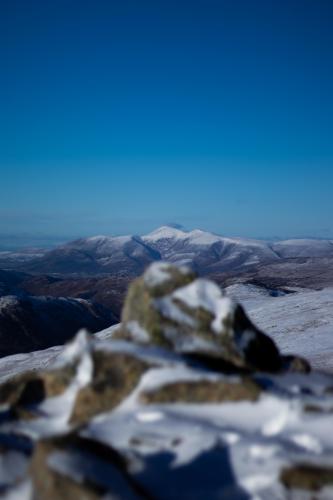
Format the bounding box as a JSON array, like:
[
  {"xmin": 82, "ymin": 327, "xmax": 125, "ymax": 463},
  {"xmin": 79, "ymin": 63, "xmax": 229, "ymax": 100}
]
[
  {"xmin": 225, "ymin": 284, "xmax": 333, "ymax": 373},
  {"xmin": 21, "ymin": 235, "xmax": 161, "ymax": 274},
  {"xmin": 143, "ymin": 226, "xmax": 280, "ymax": 271},
  {"xmin": 272, "ymin": 239, "xmax": 333, "ymax": 258}
]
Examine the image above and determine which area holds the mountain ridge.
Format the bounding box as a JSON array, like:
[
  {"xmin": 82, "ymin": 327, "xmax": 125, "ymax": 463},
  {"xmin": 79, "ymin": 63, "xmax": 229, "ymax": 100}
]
[{"xmin": 2, "ymin": 225, "xmax": 333, "ymax": 276}]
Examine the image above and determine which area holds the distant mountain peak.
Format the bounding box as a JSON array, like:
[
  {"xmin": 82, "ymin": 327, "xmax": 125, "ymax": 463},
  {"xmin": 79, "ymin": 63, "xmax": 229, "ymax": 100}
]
[
  {"xmin": 143, "ymin": 226, "xmax": 222, "ymax": 246},
  {"xmin": 143, "ymin": 225, "xmax": 189, "ymax": 241}
]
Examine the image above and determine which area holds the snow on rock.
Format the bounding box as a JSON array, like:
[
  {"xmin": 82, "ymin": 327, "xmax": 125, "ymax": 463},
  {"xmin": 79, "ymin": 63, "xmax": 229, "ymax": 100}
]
[
  {"xmin": 143, "ymin": 261, "xmax": 194, "ymax": 289},
  {"xmin": 171, "ymin": 279, "xmax": 236, "ymax": 334},
  {"xmin": 144, "ymin": 261, "xmax": 177, "ymax": 287},
  {"xmin": 53, "ymin": 329, "xmax": 92, "ymax": 371},
  {"xmin": 124, "ymin": 321, "xmax": 150, "ymax": 343},
  {"xmin": 120, "ymin": 263, "xmax": 293, "ymax": 373}
]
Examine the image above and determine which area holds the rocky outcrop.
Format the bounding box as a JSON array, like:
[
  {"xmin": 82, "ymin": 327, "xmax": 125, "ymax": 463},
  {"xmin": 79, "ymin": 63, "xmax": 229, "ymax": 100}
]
[
  {"xmin": 0, "ymin": 263, "xmax": 331, "ymax": 499},
  {"xmin": 119, "ymin": 262, "xmax": 308, "ymax": 373}
]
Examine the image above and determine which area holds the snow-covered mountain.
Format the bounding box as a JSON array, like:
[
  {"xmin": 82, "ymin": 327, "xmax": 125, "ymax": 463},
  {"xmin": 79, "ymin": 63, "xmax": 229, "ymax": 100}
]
[
  {"xmin": 20, "ymin": 234, "xmax": 161, "ymax": 275},
  {"xmin": 5, "ymin": 225, "xmax": 333, "ymax": 276},
  {"xmin": 0, "ymin": 248, "xmax": 47, "ymax": 268},
  {"xmin": 143, "ymin": 226, "xmax": 280, "ymax": 272}
]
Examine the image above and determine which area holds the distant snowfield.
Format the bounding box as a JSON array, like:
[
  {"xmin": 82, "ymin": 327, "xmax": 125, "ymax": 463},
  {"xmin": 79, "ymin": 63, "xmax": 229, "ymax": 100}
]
[{"xmin": 226, "ymin": 285, "xmax": 333, "ymax": 373}]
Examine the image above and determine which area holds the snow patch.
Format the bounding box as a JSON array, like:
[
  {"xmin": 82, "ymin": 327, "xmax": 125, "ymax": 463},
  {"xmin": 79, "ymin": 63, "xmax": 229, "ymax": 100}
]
[
  {"xmin": 144, "ymin": 262, "xmax": 172, "ymax": 287},
  {"xmin": 126, "ymin": 321, "xmax": 150, "ymax": 343},
  {"xmin": 171, "ymin": 279, "xmax": 236, "ymax": 334}
]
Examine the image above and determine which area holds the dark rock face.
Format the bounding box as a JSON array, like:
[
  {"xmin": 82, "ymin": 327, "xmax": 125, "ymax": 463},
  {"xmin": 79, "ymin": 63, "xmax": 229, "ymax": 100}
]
[
  {"xmin": 0, "ymin": 269, "xmax": 31, "ymax": 295},
  {"xmin": 0, "ymin": 295, "xmax": 116, "ymax": 357},
  {"xmin": 19, "ymin": 273, "xmax": 131, "ymax": 320},
  {"xmin": 0, "ymin": 270, "xmax": 122, "ymax": 358}
]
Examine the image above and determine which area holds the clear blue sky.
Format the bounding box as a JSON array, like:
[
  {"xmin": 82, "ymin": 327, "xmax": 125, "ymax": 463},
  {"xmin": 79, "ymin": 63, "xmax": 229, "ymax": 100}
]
[{"xmin": 1, "ymin": 0, "xmax": 333, "ymax": 247}]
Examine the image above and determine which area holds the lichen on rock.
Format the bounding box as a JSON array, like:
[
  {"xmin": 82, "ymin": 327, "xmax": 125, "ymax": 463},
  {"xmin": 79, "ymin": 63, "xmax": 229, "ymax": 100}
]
[
  {"xmin": 70, "ymin": 350, "xmax": 150, "ymax": 425},
  {"xmin": 140, "ymin": 377, "xmax": 262, "ymax": 404}
]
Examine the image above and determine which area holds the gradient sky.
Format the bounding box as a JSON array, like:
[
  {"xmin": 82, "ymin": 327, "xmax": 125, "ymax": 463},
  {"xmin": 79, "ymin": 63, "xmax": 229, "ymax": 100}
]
[{"xmin": 1, "ymin": 0, "xmax": 333, "ymax": 247}]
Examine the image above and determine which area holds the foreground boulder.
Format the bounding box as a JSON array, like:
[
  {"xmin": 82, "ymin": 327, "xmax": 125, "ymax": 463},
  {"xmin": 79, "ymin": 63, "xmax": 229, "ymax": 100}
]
[{"xmin": 119, "ymin": 262, "xmax": 308, "ymax": 373}]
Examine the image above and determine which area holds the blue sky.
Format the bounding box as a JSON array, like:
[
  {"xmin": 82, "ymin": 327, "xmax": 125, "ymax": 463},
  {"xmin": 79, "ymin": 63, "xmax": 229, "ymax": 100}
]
[{"xmin": 1, "ymin": 0, "xmax": 333, "ymax": 246}]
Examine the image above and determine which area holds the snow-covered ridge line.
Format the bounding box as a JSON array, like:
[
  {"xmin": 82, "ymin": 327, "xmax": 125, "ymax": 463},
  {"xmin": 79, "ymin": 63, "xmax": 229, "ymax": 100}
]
[
  {"xmin": 2, "ymin": 225, "xmax": 333, "ymax": 277},
  {"xmin": 65, "ymin": 226, "xmax": 333, "ymax": 260}
]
